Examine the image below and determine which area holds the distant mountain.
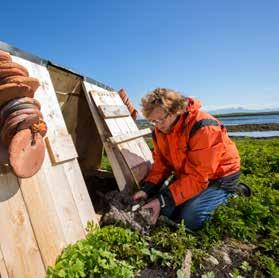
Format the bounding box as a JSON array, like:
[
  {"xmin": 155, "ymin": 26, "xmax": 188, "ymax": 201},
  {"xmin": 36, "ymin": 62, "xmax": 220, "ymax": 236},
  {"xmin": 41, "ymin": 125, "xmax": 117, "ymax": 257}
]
[
  {"xmin": 206, "ymin": 107, "xmax": 279, "ymax": 115},
  {"xmin": 136, "ymin": 107, "xmax": 279, "ymax": 119}
]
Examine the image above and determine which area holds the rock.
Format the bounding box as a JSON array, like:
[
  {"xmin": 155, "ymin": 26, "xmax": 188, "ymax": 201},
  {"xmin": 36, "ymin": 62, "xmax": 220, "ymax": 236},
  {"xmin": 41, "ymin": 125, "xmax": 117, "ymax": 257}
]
[
  {"xmin": 222, "ymin": 252, "xmax": 232, "ymax": 265},
  {"xmin": 211, "ymin": 249, "xmax": 232, "ymax": 265},
  {"xmin": 204, "ymin": 255, "xmax": 219, "ymax": 266},
  {"xmin": 181, "ymin": 250, "xmax": 192, "ymax": 278}
]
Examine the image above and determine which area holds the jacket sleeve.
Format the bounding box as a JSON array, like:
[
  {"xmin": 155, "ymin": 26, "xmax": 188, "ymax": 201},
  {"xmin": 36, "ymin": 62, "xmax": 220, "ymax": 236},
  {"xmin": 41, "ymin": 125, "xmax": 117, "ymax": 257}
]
[
  {"xmin": 160, "ymin": 126, "xmax": 226, "ymax": 209},
  {"xmin": 142, "ymin": 132, "xmax": 172, "ymax": 194}
]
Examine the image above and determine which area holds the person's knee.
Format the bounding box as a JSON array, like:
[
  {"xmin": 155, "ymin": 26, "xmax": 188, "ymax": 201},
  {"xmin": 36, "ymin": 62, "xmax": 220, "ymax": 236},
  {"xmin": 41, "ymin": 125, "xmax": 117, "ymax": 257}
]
[
  {"xmin": 183, "ymin": 211, "xmax": 208, "ymax": 231},
  {"xmin": 180, "ymin": 188, "xmax": 231, "ymax": 230},
  {"xmin": 180, "ymin": 197, "xmax": 211, "ymax": 230}
]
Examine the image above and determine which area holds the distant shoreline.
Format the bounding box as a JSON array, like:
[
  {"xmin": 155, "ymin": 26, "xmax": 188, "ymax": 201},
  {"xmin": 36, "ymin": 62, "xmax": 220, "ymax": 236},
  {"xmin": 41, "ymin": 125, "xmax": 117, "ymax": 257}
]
[
  {"xmin": 213, "ymin": 111, "xmax": 279, "ymax": 118},
  {"xmin": 136, "ymin": 120, "xmax": 279, "ymax": 133},
  {"xmin": 226, "ymin": 123, "xmax": 279, "ymax": 132}
]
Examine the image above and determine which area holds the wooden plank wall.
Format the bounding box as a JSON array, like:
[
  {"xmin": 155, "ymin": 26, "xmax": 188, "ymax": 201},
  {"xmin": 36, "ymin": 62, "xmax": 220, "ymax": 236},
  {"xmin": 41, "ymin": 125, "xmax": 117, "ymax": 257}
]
[
  {"xmin": 0, "ymin": 56, "xmax": 98, "ymax": 277},
  {"xmin": 0, "ymin": 173, "xmax": 45, "ymax": 277},
  {"xmin": 0, "ymin": 246, "xmax": 9, "ymax": 278},
  {"xmin": 48, "ymin": 66, "xmax": 103, "ymax": 175},
  {"xmin": 82, "ymin": 82, "xmax": 153, "ymax": 190}
]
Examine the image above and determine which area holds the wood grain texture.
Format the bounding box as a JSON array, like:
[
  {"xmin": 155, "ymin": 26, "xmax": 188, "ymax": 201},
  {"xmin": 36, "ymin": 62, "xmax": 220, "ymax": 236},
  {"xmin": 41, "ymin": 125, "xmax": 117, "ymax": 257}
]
[
  {"xmin": 98, "ymin": 105, "xmax": 130, "ymax": 118},
  {"xmin": 83, "ymin": 82, "xmax": 153, "ymax": 188},
  {"xmin": 0, "ymin": 173, "xmax": 45, "ymax": 277},
  {"xmin": 83, "ymin": 82, "xmax": 133, "ymax": 191},
  {"xmin": 108, "ymin": 128, "xmax": 151, "ymax": 144},
  {"xmin": 0, "ymin": 245, "xmax": 9, "ymax": 278},
  {"xmin": 45, "ymin": 133, "xmax": 78, "ymax": 164},
  {"xmin": 18, "ymin": 167, "xmax": 66, "ymax": 267}
]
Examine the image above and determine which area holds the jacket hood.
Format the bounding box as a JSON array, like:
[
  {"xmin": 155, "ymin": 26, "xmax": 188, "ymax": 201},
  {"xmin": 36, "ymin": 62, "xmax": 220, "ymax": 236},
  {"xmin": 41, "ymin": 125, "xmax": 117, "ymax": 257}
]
[
  {"xmin": 186, "ymin": 97, "xmax": 202, "ymax": 113},
  {"xmin": 170, "ymin": 97, "xmax": 201, "ymax": 133}
]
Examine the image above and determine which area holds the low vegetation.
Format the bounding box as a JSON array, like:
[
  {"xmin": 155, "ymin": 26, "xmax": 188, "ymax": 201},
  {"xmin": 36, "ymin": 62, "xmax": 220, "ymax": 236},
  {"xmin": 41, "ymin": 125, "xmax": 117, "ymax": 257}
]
[{"xmin": 47, "ymin": 138, "xmax": 279, "ymax": 277}]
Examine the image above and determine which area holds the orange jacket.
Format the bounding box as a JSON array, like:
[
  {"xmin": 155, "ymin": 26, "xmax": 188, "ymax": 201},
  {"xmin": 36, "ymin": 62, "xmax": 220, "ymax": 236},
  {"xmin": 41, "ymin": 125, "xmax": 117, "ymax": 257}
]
[{"xmin": 144, "ymin": 98, "xmax": 240, "ymax": 206}]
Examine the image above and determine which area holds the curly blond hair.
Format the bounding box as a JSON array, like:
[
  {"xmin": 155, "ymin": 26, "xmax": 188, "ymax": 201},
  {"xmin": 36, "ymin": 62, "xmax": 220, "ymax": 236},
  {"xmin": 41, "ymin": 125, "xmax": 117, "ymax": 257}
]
[{"xmin": 140, "ymin": 88, "xmax": 187, "ymax": 118}]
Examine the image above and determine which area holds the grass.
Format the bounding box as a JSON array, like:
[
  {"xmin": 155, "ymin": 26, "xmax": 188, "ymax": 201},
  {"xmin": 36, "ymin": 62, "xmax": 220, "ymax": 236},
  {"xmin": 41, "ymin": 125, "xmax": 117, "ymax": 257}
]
[
  {"xmin": 100, "ymin": 152, "xmax": 112, "ymax": 171},
  {"xmin": 48, "ymin": 138, "xmax": 279, "ymax": 277}
]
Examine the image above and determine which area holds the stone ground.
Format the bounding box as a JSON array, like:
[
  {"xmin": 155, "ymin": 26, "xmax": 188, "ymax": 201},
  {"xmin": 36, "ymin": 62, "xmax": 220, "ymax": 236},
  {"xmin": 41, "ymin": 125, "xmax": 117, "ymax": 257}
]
[{"xmin": 194, "ymin": 239, "xmax": 257, "ymax": 278}]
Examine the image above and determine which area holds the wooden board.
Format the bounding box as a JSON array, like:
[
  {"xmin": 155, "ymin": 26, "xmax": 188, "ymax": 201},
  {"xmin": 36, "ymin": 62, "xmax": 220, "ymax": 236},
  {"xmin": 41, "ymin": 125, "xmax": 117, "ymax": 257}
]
[
  {"xmin": 0, "ymin": 56, "xmax": 98, "ymax": 273},
  {"xmin": 52, "ymin": 83, "xmax": 103, "ymax": 175},
  {"xmin": 82, "ymin": 82, "xmax": 153, "ymax": 188},
  {"xmin": 13, "ymin": 55, "xmax": 97, "ymax": 230},
  {"xmin": 18, "ymin": 167, "xmax": 66, "ymax": 267},
  {"xmin": 42, "ymin": 154, "xmax": 85, "ymax": 244},
  {"xmin": 98, "ymin": 105, "xmax": 130, "ymax": 118},
  {"xmin": 0, "ymin": 173, "xmax": 45, "ymax": 277},
  {"xmin": 109, "ymin": 128, "xmax": 151, "ymax": 144},
  {"xmin": 63, "ymin": 159, "xmax": 98, "ymax": 227},
  {"xmin": 48, "ymin": 65, "xmax": 82, "ymax": 96},
  {"xmin": 91, "ymin": 90, "xmax": 153, "ymax": 184},
  {"xmin": 45, "ymin": 133, "xmax": 78, "ymax": 164},
  {"xmin": 82, "ymin": 82, "xmax": 134, "ymax": 191},
  {"xmin": 0, "ymin": 244, "xmax": 9, "ymax": 278}
]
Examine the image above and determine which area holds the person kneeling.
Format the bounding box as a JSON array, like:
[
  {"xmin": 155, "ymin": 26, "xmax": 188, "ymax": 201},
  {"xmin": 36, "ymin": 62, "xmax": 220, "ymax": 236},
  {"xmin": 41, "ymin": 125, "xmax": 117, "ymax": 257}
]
[{"xmin": 133, "ymin": 88, "xmax": 250, "ymax": 231}]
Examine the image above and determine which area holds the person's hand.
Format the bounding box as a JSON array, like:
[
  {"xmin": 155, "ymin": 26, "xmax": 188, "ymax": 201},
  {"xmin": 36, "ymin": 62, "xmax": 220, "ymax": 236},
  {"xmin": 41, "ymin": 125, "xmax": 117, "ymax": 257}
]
[
  {"xmin": 132, "ymin": 190, "xmax": 148, "ymax": 202},
  {"xmin": 142, "ymin": 198, "xmax": 161, "ymax": 225}
]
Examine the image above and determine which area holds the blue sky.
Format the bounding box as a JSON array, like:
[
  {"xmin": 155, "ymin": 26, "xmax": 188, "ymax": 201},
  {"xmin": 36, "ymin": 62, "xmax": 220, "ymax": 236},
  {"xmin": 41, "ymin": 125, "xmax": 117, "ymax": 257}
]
[{"xmin": 1, "ymin": 1, "xmax": 278, "ymax": 110}]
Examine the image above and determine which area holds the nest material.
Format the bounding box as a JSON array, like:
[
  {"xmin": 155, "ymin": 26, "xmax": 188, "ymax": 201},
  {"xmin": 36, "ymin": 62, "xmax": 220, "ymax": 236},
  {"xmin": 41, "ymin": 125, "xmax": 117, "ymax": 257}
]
[{"xmin": 99, "ymin": 190, "xmax": 152, "ymax": 234}]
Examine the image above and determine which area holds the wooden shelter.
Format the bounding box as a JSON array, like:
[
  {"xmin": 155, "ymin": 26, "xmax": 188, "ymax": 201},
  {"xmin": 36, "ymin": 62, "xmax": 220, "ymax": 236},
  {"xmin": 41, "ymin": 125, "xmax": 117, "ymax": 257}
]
[{"xmin": 0, "ymin": 41, "xmax": 153, "ymax": 277}]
